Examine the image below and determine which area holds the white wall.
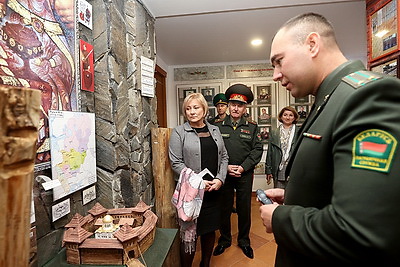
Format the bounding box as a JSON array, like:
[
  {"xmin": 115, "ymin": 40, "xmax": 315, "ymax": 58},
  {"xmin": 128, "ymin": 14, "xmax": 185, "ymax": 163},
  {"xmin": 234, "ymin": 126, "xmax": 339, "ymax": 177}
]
[{"xmin": 164, "ymin": 61, "xmax": 288, "ymax": 128}]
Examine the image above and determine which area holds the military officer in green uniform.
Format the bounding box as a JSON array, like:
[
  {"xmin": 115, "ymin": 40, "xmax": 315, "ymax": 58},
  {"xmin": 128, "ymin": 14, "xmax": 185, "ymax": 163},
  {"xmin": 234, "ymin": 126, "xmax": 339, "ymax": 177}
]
[
  {"xmin": 259, "ymin": 13, "xmax": 400, "ymax": 266},
  {"xmin": 208, "ymin": 93, "xmax": 228, "ymax": 124},
  {"xmin": 208, "ymin": 93, "xmax": 239, "ymax": 213},
  {"xmin": 213, "ymin": 84, "xmax": 263, "ymax": 259}
]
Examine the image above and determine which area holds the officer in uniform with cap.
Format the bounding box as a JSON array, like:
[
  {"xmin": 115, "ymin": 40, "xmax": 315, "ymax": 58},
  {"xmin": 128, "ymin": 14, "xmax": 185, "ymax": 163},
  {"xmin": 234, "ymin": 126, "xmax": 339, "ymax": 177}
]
[
  {"xmin": 208, "ymin": 93, "xmax": 228, "ymax": 124},
  {"xmin": 213, "ymin": 84, "xmax": 263, "ymax": 259}
]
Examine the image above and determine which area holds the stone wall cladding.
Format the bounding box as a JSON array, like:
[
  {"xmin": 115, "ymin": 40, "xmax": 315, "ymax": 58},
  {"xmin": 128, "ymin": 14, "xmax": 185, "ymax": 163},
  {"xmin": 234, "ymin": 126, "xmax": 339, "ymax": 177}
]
[{"xmin": 34, "ymin": 1, "xmax": 156, "ymax": 265}]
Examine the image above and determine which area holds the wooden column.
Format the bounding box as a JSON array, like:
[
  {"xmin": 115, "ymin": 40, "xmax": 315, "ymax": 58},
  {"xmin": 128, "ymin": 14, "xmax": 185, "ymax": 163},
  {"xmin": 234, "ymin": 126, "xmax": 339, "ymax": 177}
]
[
  {"xmin": 151, "ymin": 127, "xmax": 177, "ymax": 228},
  {"xmin": 0, "ymin": 87, "xmax": 41, "ymax": 266},
  {"xmin": 151, "ymin": 128, "xmax": 180, "ymax": 267}
]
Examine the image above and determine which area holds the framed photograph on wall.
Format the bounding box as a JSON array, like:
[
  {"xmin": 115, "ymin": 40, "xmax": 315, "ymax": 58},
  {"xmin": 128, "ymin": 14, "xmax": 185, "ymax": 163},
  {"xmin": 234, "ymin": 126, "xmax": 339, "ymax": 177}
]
[
  {"xmin": 178, "ymin": 86, "xmax": 197, "ymax": 124},
  {"xmin": 289, "ymin": 94, "xmax": 311, "ymax": 105},
  {"xmin": 183, "ymin": 88, "xmax": 197, "ymax": 98},
  {"xmin": 244, "ymin": 107, "xmax": 253, "ymax": 121},
  {"xmin": 294, "ymin": 96, "xmax": 310, "ymax": 104},
  {"xmin": 257, "ymin": 106, "xmax": 272, "ymax": 124},
  {"xmin": 201, "ymin": 87, "xmax": 215, "ymax": 105},
  {"xmin": 258, "ymin": 126, "xmax": 271, "ymax": 144},
  {"xmin": 256, "ymin": 84, "xmax": 272, "ymax": 104},
  {"xmin": 288, "ymin": 92, "xmax": 313, "ymax": 125},
  {"xmin": 368, "ymin": 0, "xmax": 399, "ymax": 62},
  {"xmin": 371, "ymin": 57, "xmax": 398, "ymax": 77},
  {"xmin": 296, "ymin": 105, "xmax": 309, "ymax": 122}
]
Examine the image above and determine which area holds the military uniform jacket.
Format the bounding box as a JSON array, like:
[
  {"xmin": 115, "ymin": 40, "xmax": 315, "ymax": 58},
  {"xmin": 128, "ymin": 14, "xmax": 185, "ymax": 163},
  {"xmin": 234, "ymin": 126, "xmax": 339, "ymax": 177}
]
[
  {"xmin": 208, "ymin": 115, "xmax": 222, "ymax": 125},
  {"xmin": 272, "ymin": 60, "xmax": 400, "ymax": 266},
  {"xmin": 215, "ymin": 116, "xmax": 263, "ymax": 172}
]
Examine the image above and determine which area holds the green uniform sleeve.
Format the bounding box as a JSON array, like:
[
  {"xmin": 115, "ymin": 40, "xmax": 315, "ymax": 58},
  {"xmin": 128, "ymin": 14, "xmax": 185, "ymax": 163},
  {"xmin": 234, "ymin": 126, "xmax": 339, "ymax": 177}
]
[{"xmin": 273, "ymin": 77, "xmax": 400, "ymax": 264}]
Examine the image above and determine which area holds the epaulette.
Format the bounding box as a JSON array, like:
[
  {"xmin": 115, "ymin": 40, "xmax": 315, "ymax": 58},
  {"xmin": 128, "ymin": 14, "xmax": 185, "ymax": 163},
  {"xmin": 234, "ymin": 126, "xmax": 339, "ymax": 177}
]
[
  {"xmin": 246, "ymin": 118, "xmax": 257, "ymax": 125},
  {"xmin": 342, "ymin": 71, "xmax": 382, "ymax": 89}
]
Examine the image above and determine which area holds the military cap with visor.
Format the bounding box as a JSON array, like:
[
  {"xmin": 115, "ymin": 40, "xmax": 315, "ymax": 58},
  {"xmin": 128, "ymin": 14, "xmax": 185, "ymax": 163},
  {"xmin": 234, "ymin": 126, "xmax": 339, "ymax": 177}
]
[
  {"xmin": 225, "ymin": 83, "xmax": 254, "ymax": 104},
  {"xmin": 213, "ymin": 93, "xmax": 228, "ymax": 106}
]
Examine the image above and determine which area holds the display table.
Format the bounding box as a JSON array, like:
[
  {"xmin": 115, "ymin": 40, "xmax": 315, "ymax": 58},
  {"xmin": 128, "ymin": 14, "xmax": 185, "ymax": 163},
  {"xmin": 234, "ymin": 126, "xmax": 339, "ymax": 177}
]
[{"xmin": 43, "ymin": 228, "xmax": 177, "ymax": 267}]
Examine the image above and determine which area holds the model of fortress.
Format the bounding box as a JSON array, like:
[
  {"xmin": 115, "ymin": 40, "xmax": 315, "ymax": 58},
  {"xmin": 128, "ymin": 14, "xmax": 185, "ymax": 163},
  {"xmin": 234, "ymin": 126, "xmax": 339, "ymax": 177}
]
[{"xmin": 62, "ymin": 200, "xmax": 158, "ymax": 265}]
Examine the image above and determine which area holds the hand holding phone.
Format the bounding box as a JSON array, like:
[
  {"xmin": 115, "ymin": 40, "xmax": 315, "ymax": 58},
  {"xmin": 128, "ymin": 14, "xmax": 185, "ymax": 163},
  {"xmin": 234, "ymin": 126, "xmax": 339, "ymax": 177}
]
[{"xmin": 256, "ymin": 189, "xmax": 273, "ymax": 205}]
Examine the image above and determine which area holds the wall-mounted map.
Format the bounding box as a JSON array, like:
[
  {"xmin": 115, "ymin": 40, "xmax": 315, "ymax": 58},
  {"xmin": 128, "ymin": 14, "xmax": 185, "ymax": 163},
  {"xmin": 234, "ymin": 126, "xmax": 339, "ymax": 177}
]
[{"xmin": 49, "ymin": 110, "xmax": 96, "ymax": 201}]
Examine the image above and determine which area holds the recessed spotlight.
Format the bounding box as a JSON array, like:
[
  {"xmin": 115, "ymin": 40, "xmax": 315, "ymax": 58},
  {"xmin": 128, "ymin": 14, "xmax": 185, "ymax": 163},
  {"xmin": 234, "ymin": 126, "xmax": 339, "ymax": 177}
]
[{"xmin": 251, "ymin": 39, "xmax": 263, "ymax": 46}]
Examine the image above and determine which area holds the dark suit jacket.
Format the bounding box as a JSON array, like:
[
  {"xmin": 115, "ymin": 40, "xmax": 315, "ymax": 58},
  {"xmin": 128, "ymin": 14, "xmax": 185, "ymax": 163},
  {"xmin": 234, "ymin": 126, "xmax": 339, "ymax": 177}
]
[
  {"xmin": 265, "ymin": 125, "xmax": 300, "ymax": 180},
  {"xmin": 272, "ymin": 60, "xmax": 400, "ymax": 267}
]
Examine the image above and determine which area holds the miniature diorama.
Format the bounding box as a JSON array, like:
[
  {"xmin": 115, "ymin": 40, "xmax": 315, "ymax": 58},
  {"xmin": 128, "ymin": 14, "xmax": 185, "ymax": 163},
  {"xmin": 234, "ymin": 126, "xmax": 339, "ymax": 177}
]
[{"xmin": 62, "ymin": 201, "xmax": 158, "ymax": 265}]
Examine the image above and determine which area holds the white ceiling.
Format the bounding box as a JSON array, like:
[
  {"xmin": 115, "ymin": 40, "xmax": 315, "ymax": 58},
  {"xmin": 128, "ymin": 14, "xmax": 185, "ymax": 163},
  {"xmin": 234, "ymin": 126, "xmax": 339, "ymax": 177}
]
[{"xmin": 140, "ymin": 0, "xmax": 367, "ymax": 66}]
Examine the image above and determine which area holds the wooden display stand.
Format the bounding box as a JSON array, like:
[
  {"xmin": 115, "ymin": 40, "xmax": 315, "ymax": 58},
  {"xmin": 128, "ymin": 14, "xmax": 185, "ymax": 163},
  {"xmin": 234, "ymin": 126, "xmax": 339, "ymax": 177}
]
[{"xmin": 0, "ymin": 86, "xmax": 41, "ymax": 266}]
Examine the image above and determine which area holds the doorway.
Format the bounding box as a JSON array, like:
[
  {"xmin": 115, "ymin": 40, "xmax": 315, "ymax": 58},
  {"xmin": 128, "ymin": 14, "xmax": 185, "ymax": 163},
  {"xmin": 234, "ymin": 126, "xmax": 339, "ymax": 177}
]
[{"xmin": 155, "ymin": 65, "xmax": 167, "ymax": 128}]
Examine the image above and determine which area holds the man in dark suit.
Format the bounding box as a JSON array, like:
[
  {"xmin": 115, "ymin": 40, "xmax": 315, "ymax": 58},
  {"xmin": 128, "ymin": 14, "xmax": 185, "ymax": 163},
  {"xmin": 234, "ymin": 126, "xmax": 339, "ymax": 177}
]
[{"xmin": 259, "ymin": 13, "xmax": 400, "ymax": 266}]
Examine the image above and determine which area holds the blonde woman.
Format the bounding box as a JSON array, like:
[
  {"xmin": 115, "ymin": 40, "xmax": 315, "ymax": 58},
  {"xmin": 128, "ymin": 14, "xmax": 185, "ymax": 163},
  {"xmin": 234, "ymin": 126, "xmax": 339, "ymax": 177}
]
[{"xmin": 169, "ymin": 93, "xmax": 228, "ymax": 267}]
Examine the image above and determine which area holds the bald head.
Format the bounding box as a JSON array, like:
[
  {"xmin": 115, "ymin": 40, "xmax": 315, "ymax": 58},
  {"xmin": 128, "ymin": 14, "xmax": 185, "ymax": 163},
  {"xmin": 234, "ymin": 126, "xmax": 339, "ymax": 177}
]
[
  {"xmin": 269, "ymin": 13, "xmax": 347, "ymax": 97},
  {"xmin": 278, "ymin": 13, "xmax": 338, "ymax": 48}
]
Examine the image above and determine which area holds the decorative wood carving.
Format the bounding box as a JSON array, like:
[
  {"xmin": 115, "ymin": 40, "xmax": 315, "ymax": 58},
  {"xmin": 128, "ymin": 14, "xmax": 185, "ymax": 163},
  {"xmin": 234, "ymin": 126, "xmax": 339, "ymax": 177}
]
[
  {"xmin": 63, "ymin": 201, "xmax": 157, "ymax": 265},
  {"xmin": 0, "ymin": 86, "xmax": 41, "ymax": 266}
]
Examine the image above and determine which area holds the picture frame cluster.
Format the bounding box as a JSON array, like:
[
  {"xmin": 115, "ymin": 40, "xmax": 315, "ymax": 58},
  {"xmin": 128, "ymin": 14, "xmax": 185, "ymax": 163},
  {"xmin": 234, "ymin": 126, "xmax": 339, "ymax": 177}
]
[
  {"xmin": 289, "ymin": 95, "xmax": 314, "ymax": 125},
  {"xmin": 177, "ymin": 83, "xmax": 221, "ymax": 124}
]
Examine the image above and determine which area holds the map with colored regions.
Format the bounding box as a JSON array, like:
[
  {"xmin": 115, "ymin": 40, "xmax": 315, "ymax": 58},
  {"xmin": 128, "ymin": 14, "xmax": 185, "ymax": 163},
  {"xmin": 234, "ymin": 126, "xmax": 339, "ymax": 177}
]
[{"xmin": 49, "ymin": 110, "xmax": 96, "ymax": 201}]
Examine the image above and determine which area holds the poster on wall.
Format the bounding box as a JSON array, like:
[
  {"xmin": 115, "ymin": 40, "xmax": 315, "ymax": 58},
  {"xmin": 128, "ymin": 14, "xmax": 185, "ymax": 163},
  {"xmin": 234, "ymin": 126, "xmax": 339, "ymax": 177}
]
[
  {"xmin": 0, "ymin": 0, "xmax": 79, "ymax": 170},
  {"xmin": 78, "ymin": 0, "xmax": 93, "ymax": 30},
  {"xmin": 80, "ymin": 40, "xmax": 94, "ymax": 92},
  {"xmin": 49, "ymin": 110, "xmax": 97, "ymax": 201},
  {"xmin": 369, "ymin": 0, "xmax": 399, "ymax": 61}
]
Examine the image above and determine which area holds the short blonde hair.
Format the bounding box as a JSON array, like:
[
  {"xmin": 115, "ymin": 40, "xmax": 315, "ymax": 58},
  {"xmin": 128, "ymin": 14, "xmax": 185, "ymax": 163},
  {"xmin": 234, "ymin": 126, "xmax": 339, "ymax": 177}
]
[
  {"xmin": 182, "ymin": 93, "xmax": 209, "ymax": 120},
  {"xmin": 278, "ymin": 106, "xmax": 299, "ymax": 124}
]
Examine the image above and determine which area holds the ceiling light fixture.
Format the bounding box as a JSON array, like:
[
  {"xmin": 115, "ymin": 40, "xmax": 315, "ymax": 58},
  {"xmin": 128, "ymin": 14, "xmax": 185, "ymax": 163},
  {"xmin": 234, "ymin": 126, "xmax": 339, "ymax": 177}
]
[{"xmin": 251, "ymin": 39, "xmax": 263, "ymax": 46}]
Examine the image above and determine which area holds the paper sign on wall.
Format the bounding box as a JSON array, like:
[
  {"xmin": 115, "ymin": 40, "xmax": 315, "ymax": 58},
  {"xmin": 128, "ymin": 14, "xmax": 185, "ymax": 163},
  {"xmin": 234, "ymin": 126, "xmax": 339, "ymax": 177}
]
[
  {"xmin": 52, "ymin": 199, "xmax": 71, "ymax": 222},
  {"xmin": 78, "ymin": 0, "xmax": 93, "ymax": 30},
  {"xmin": 140, "ymin": 56, "xmax": 155, "ymax": 97}
]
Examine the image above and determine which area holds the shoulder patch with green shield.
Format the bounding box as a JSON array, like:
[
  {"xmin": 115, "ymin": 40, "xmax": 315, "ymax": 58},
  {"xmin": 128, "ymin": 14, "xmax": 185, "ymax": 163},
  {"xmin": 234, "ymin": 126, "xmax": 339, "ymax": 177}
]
[{"xmin": 352, "ymin": 129, "xmax": 397, "ymax": 173}]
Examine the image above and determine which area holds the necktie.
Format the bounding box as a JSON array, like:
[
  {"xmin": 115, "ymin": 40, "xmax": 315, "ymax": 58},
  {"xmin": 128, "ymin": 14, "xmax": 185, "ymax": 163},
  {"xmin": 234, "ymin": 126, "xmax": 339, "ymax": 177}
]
[{"xmin": 232, "ymin": 122, "xmax": 237, "ymax": 130}]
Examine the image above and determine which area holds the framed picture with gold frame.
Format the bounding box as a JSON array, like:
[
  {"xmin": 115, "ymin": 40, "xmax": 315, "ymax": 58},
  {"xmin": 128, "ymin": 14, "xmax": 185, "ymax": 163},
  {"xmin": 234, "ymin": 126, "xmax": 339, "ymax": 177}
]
[{"xmin": 368, "ymin": 0, "xmax": 399, "ymax": 62}]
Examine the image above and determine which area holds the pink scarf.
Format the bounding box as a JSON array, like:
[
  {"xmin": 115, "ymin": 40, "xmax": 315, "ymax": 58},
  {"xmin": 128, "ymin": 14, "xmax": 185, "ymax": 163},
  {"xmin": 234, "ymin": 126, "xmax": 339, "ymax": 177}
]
[{"xmin": 171, "ymin": 168, "xmax": 205, "ymax": 253}]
